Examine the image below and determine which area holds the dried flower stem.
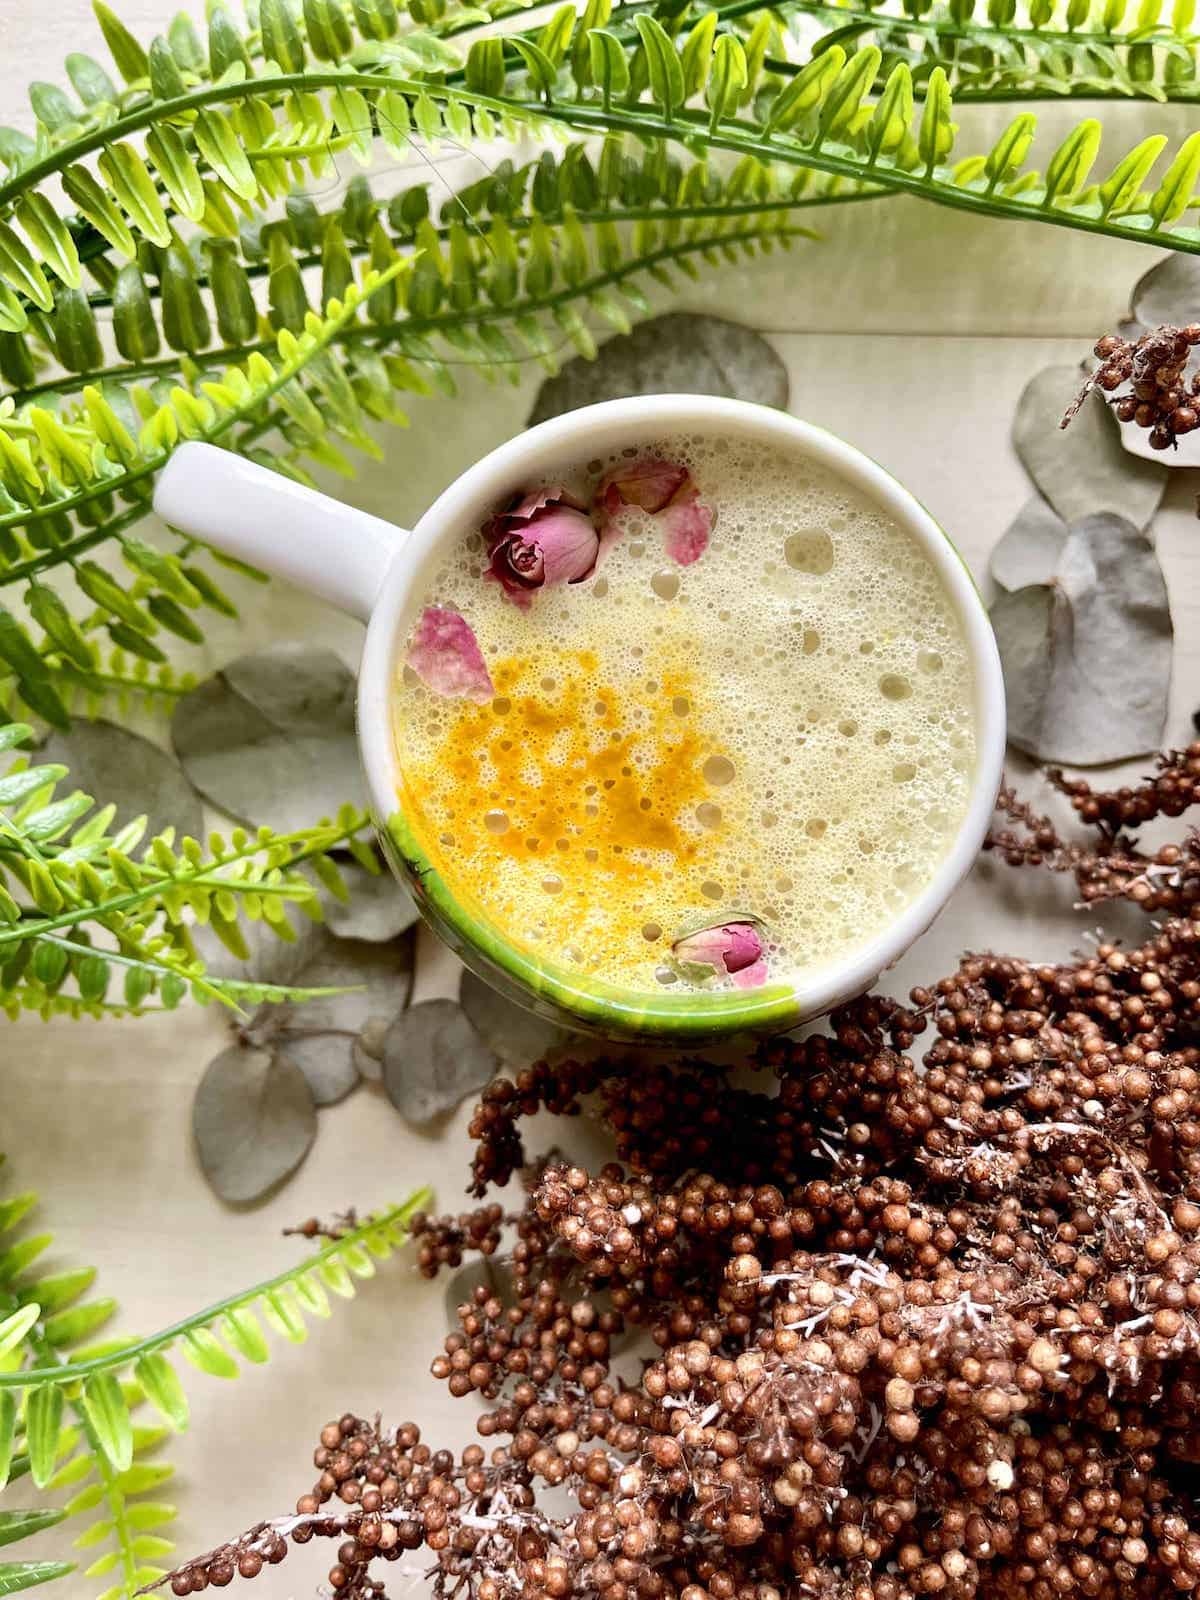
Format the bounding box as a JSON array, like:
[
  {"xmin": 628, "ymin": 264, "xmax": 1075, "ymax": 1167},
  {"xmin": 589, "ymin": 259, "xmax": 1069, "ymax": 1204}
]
[
  {"xmin": 1067, "ymin": 324, "xmax": 1200, "ymax": 454},
  {"xmin": 986, "ymin": 746, "xmax": 1200, "ymax": 914}
]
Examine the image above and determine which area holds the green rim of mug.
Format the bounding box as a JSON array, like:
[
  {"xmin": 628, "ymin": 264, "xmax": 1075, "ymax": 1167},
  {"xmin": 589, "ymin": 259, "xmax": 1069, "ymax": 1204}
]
[{"xmin": 383, "ymin": 811, "xmax": 802, "ymax": 1041}]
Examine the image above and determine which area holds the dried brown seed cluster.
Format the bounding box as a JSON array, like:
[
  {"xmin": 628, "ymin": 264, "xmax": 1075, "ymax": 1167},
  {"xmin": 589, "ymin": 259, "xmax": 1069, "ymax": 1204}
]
[
  {"xmin": 412, "ymin": 1203, "xmax": 507, "ymax": 1278},
  {"xmin": 986, "ymin": 748, "xmax": 1200, "ymax": 916},
  {"xmin": 1066, "ymin": 324, "xmax": 1200, "ymax": 450},
  {"xmin": 155, "ymin": 888, "xmax": 1200, "ymax": 1600}
]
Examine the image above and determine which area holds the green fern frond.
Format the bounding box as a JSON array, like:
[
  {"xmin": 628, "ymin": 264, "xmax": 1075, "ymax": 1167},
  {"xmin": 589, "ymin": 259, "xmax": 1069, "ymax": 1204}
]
[
  {"xmin": 0, "ymin": 627, "xmax": 203, "ymax": 730},
  {"xmin": 435, "ymin": 45, "xmax": 1200, "ymax": 241},
  {"xmin": 595, "ymin": 0, "xmax": 1200, "ymax": 103},
  {"xmin": 5, "ymin": 186, "xmax": 832, "ymax": 405},
  {"xmin": 0, "ymin": 153, "xmax": 843, "ymax": 713},
  {"xmin": 4, "ymin": 145, "xmax": 871, "ymax": 365},
  {"xmin": 0, "ymin": 249, "xmax": 409, "ymax": 719},
  {"xmin": 0, "ymin": 1185, "xmax": 431, "ymax": 1429},
  {"xmin": 766, "ymin": 0, "xmax": 1200, "ymax": 103},
  {"xmin": 0, "ymin": 1557, "xmax": 75, "ymax": 1596},
  {"xmin": 0, "ymin": 1, "xmax": 1192, "ymax": 307},
  {"xmin": 35, "ymin": 655, "xmax": 197, "ymax": 719},
  {"xmin": 0, "ymin": 721, "xmax": 374, "ymax": 1017},
  {"xmin": 0, "ymin": 1153, "xmax": 431, "ymax": 1598}
]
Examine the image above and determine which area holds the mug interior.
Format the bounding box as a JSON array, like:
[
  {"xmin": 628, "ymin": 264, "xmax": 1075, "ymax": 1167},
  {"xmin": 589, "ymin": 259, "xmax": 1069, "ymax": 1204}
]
[{"xmin": 360, "ymin": 397, "xmax": 1005, "ymax": 1042}]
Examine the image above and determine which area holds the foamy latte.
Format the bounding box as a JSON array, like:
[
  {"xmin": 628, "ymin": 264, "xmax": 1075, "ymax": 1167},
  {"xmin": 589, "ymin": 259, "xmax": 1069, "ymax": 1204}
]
[{"xmin": 392, "ymin": 433, "xmax": 976, "ymax": 996}]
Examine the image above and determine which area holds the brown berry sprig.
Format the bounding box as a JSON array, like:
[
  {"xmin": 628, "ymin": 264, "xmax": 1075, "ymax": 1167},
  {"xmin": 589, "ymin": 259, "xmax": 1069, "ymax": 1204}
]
[
  {"xmin": 987, "ymin": 748, "xmax": 1200, "ymax": 915},
  {"xmin": 152, "ymin": 887, "xmax": 1200, "ymax": 1600},
  {"xmin": 1050, "ymin": 745, "xmax": 1200, "ymax": 831},
  {"xmin": 1065, "ymin": 322, "xmax": 1200, "ymax": 451},
  {"xmin": 410, "ymin": 1202, "xmax": 508, "ymax": 1278},
  {"xmin": 283, "ymin": 1208, "xmax": 360, "ymax": 1241}
]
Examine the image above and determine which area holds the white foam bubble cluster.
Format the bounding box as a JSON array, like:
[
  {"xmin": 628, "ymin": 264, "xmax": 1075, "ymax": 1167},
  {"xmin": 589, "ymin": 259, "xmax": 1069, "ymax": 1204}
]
[{"xmin": 392, "ymin": 434, "xmax": 977, "ymax": 994}]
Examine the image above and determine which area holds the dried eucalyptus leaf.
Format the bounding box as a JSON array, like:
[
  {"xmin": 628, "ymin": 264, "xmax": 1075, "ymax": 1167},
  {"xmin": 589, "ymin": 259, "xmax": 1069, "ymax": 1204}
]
[
  {"xmin": 352, "ymin": 1014, "xmax": 392, "ymax": 1082},
  {"xmin": 1013, "ymin": 366, "xmax": 1167, "ymax": 530},
  {"xmin": 1131, "ymin": 253, "xmax": 1200, "ymax": 330},
  {"xmin": 281, "ymin": 937, "xmax": 414, "ymax": 1104},
  {"xmin": 990, "ymin": 512, "xmax": 1172, "ymax": 766},
  {"xmin": 323, "ymin": 860, "xmax": 419, "ymax": 943},
  {"xmin": 193, "ymin": 1043, "xmax": 317, "ymax": 1204},
  {"xmin": 41, "ymin": 719, "xmax": 203, "ymax": 843},
  {"xmin": 1118, "ymin": 419, "xmax": 1200, "ymax": 468},
  {"xmin": 990, "ymin": 496, "xmax": 1069, "ymax": 593},
  {"xmin": 276, "ymin": 1037, "xmax": 360, "ymax": 1107},
  {"xmin": 196, "ymin": 911, "xmax": 414, "ymax": 1104},
  {"xmin": 259, "ymin": 932, "xmax": 414, "ymax": 1104},
  {"xmin": 381, "ymin": 998, "xmax": 497, "ymax": 1125},
  {"xmin": 460, "ymin": 968, "xmax": 573, "ymax": 1067},
  {"xmin": 528, "ymin": 313, "xmax": 789, "ymax": 426},
  {"xmin": 171, "ymin": 644, "xmax": 366, "ymax": 830}
]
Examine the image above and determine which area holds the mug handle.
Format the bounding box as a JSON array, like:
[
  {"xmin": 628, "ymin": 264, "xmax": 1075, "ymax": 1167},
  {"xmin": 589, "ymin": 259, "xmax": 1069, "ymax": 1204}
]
[{"xmin": 152, "ymin": 441, "xmax": 407, "ymax": 623}]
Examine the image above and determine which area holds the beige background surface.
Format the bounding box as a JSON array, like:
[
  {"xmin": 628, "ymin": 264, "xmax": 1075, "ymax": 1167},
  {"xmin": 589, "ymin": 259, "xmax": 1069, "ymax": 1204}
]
[{"xmin": 2, "ymin": 7, "xmax": 1200, "ymax": 1595}]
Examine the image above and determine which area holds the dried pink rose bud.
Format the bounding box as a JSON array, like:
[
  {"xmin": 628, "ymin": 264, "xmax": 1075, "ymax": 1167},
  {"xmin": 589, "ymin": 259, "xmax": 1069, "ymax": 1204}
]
[
  {"xmin": 484, "ymin": 486, "xmax": 600, "ymax": 608},
  {"xmin": 671, "ymin": 920, "xmax": 767, "ymax": 988},
  {"xmin": 598, "ymin": 457, "xmax": 713, "ymax": 566},
  {"xmin": 599, "ymin": 458, "xmax": 689, "ymax": 514},
  {"xmin": 406, "ymin": 606, "xmax": 494, "ymax": 702}
]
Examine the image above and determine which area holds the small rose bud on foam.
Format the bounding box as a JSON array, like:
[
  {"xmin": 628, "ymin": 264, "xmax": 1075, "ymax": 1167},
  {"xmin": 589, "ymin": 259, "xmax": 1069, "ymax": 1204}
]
[
  {"xmin": 671, "ymin": 920, "xmax": 768, "ymax": 988},
  {"xmin": 484, "ymin": 486, "xmax": 599, "ymax": 607},
  {"xmin": 599, "ymin": 458, "xmax": 688, "ymax": 513},
  {"xmin": 406, "ymin": 606, "xmax": 494, "ymax": 702},
  {"xmin": 598, "ymin": 457, "xmax": 713, "ymax": 567}
]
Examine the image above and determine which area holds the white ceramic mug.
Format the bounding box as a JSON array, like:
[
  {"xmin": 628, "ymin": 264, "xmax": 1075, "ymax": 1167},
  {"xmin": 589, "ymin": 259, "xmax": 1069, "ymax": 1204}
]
[{"xmin": 154, "ymin": 395, "xmax": 1005, "ymax": 1042}]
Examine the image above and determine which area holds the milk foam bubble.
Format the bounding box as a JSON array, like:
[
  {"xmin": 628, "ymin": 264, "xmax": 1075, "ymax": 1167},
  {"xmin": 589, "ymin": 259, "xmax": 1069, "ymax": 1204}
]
[{"xmin": 392, "ymin": 435, "xmax": 976, "ymax": 994}]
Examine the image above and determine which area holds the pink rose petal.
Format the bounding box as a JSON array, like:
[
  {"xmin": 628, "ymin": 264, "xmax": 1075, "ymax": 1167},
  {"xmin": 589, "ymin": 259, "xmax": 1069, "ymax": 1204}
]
[
  {"xmin": 406, "ymin": 606, "xmax": 494, "ymax": 702},
  {"xmin": 596, "ymin": 458, "xmax": 712, "ymax": 568},
  {"xmin": 661, "ymin": 489, "xmax": 713, "ymax": 567},
  {"xmin": 493, "ymin": 484, "xmax": 587, "ymax": 529},
  {"xmin": 731, "ymin": 958, "xmax": 769, "ymax": 989},
  {"xmin": 534, "ymin": 508, "xmax": 601, "ymax": 586},
  {"xmin": 600, "ymin": 458, "xmax": 688, "ymax": 514}
]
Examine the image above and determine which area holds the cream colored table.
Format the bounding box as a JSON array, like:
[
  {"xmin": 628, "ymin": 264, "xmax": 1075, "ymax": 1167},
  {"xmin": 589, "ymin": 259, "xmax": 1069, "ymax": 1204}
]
[{"xmin": 3, "ymin": 7, "xmax": 1200, "ymax": 1593}]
